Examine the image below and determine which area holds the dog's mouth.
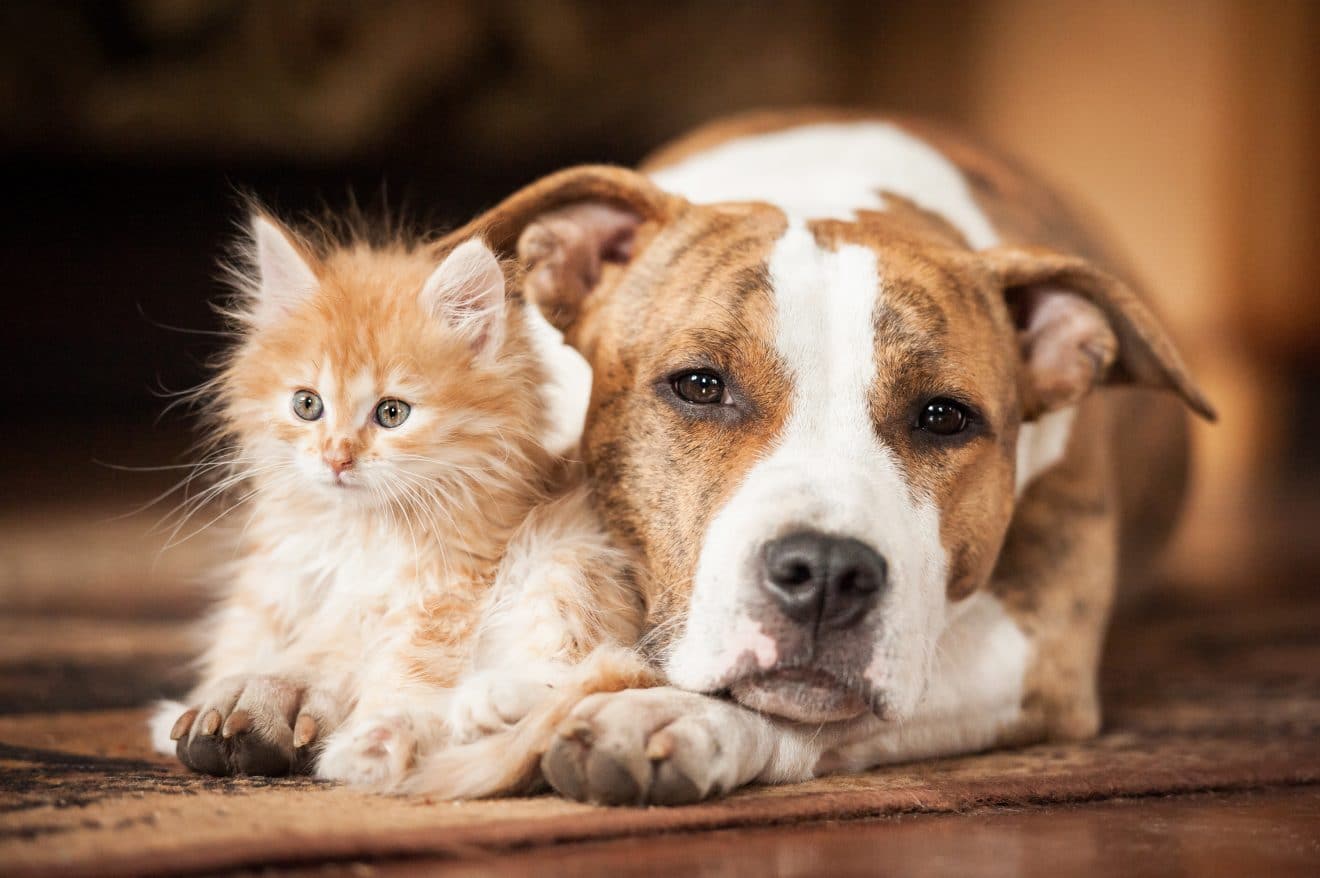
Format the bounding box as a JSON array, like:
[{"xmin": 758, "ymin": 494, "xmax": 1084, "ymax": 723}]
[{"xmin": 728, "ymin": 669, "xmax": 871, "ymax": 723}]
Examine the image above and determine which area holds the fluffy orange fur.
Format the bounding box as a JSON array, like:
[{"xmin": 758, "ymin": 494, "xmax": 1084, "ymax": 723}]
[{"xmin": 149, "ymin": 212, "xmax": 644, "ymax": 791}]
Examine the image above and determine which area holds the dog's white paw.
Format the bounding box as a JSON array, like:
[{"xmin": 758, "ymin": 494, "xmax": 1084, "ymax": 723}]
[
  {"xmin": 316, "ymin": 714, "xmax": 416, "ymax": 788},
  {"xmin": 447, "ymin": 671, "xmax": 554, "ymax": 744},
  {"xmin": 540, "ymin": 687, "xmax": 762, "ymax": 806}
]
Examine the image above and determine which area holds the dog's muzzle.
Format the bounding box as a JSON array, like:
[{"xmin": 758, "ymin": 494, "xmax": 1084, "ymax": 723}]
[{"xmin": 726, "ymin": 531, "xmax": 889, "ymax": 723}]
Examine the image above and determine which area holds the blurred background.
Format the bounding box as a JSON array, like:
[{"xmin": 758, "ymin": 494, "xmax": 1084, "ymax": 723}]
[{"xmin": 0, "ymin": 0, "xmax": 1316, "ymax": 629}]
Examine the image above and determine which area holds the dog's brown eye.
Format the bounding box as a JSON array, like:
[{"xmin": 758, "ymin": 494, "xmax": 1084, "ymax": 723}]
[
  {"xmin": 918, "ymin": 398, "xmax": 969, "ymax": 435},
  {"xmin": 672, "ymin": 371, "xmax": 725, "ymax": 405}
]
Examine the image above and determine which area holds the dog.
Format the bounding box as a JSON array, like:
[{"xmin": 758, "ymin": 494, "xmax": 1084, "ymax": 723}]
[{"xmin": 444, "ymin": 109, "xmax": 1215, "ymax": 804}]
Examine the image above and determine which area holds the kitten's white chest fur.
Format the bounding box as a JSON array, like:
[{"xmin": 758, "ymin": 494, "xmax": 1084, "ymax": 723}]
[{"xmin": 247, "ymin": 504, "xmax": 454, "ymax": 632}]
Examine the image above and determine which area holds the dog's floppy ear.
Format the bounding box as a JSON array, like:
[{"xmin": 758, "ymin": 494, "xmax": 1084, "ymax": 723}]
[
  {"xmin": 982, "ymin": 245, "xmax": 1216, "ymax": 422},
  {"xmin": 441, "ymin": 166, "xmax": 684, "ymax": 331}
]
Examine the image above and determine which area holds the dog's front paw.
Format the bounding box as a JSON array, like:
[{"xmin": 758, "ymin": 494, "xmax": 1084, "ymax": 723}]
[
  {"xmin": 316, "ymin": 714, "xmax": 417, "ymax": 788},
  {"xmin": 447, "ymin": 671, "xmax": 555, "ymax": 744},
  {"xmin": 171, "ymin": 676, "xmax": 331, "ymax": 777},
  {"xmin": 541, "ymin": 687, "xmax": 755, "ymax": 806}
]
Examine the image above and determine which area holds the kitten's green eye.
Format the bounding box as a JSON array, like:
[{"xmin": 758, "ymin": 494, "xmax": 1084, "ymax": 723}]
[
  {"xmin": 292, "ymin": 390, "xmax": 323, "ymax": 421},
  {"xmin": 374, "ymin": 398, "xmax": 411, "ymax": 428}
]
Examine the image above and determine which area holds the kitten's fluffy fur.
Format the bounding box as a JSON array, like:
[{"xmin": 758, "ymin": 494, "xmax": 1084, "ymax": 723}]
[{"xmin": 150, "ymin": 213, "xmax": 642, "ymax": 792}]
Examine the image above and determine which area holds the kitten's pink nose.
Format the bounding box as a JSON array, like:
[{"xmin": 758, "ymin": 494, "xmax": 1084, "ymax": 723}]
[
  {"xmin": 322, "ymin": 444, "xmax": 355, "ymax": 476},
  {"xmin": 325, "ymin": 456, "xmax": 353, "ymax": 476}
]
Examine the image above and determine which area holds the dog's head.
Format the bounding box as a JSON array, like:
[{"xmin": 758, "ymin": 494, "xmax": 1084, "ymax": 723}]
[{"xmin": 463, "ymin": 164, "xmax": 1214, "ymax": 724}]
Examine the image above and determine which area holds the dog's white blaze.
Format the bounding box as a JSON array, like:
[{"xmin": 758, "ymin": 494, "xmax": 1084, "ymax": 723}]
[
  {"xmin": 666, "ymin": 222, "xmax": 947, "ymax": 716},
  {"xmin": 650, "ymin": 121, "xmax": 999, "ymax": 248},
  {"xmin": 655, "ymin": 123, "xmax": 1071, "ymax": 496}
]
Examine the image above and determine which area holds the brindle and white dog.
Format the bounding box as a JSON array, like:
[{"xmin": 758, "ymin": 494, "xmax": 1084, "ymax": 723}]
[{"xmin": 450, "ymin": 110, "xmax": 1215, "ymax": 805}]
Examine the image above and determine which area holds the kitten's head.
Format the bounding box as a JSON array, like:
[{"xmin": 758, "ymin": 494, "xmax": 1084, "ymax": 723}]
[{"xmin": 215, "ymin": 213, "xmax": 544, "ymax": 515}]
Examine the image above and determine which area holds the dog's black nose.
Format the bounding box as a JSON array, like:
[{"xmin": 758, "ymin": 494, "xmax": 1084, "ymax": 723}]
[{"xmin": 762, "ymin": 532, "xmax": 887, "ymax": 630}]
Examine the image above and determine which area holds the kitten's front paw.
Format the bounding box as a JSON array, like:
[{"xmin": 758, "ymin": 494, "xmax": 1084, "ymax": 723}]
[
  {"xmin": 447, "ymin": 671, "xmax": 554, "ymax": 744},
  {"xmin": 316, "ymin": 714, "xmax": 417, "ymax": 788},
  {"xmin": 171, "ymin": 676, "xmax": 332, "ymax": 777}
]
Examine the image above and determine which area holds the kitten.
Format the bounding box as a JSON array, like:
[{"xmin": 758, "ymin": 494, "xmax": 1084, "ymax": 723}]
[{"xmin": 150, "ymin": 212, "xmax": 641, "ymax": 788}]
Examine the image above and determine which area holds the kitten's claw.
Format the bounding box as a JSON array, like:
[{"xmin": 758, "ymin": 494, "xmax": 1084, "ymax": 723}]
[
  {"xmin": 221, "ymin": 709, "xmax": 251, "ymax": 738},
  {"xmin": 559, "ymin": 718, "xmax": 595, "ymax": 745},
  {"xmin": 293, "ymin": 713, "xmax": 318, "ymax": 749},
  {"xmin": 177, "ymin": 721, "xmax": 229, "ymax": 776},
  {"xmin": 173, "ymin": 676, "xmax": 337, "ymax": 777},
  {"xmin": 169, "ymin": 709, "xmax": 197, "ymax": 741}
]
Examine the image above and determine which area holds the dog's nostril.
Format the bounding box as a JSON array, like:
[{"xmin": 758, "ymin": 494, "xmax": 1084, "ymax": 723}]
[
  {"xmin": 778, "ymin": 561, "xmax": 813, "ymax": 588},
  {"xmin": 837, "ymin": 570, "xmax": 861, "ymax": 594},
  {"xmin": 835, "ymin": 558, "xmax": 884, "ymax": 596}
]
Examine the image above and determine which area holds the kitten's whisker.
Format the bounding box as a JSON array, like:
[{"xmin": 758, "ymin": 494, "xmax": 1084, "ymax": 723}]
[
  {"xmin": 378, "ymin": 477, "xmax": 408, "ymax": 540},
  {"xmin": 392, "ymin": 471, "xmax": 457, "ymax": 560},
  {"xmin": 232, "ymin": 469, "xmax": 297, "ymax": 549},
  {"xmin": 106, "ymin": 452, "xmax": 258, "ymax": 522},
  {"xmin": 162, "ymin": 482, "xmax": 263, "ymax": 549},
  {"xmin": 157, "ymin": 461, "xmax": 291, "ymax": 545},
  {"xmin": 392, "ymin": 470, "xmax": 466, "ymax": 577},
  {"xmin": 96, "ymin": 456, "xmax": 254, "ymax": 473},
  {"xmin": 383, "ymin": 478, "xmax": 427, "ymax": 584},
  {"xmin": 151, "ymin": 460, "xmax": 290, "ymax": 534},
  {"xmin": 392, "ymin": 456, "xmax": 516, "ymax": 502},
  {"xmin": 395, "ymin": 478, "xmax": 446, "ymax": 587},
  {"xmin": 396, "ymin": 470, "xmax": 465, "ymax": 535}
]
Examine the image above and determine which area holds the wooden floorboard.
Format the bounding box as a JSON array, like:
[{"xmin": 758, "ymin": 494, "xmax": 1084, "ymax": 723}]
[{"xmin": 296, "ymin": 787, "xmax": 1320, "ymax": 878}]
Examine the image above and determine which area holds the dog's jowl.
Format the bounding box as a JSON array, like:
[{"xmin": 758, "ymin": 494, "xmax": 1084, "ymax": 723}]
[{"xmin": 450, "ymin": 110, "xmax": 1214, "ymax": 805}]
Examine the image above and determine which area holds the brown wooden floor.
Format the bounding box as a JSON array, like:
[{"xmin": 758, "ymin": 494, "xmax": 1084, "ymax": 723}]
[{"xmin": 272, "ymin": 787, "xmax": 1320, "ymax": 878}]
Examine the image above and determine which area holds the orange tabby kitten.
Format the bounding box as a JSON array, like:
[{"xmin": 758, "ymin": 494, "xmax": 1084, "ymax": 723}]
[{"xmin": 150, "ymin": 213, "xmax": 641, "ymax": 788}]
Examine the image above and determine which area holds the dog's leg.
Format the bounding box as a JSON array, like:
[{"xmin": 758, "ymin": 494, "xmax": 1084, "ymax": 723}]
[
  {"xmin": 994, "ymin": 410, "xmax": 1119, "ymax": 745},
  {"xmin": 540, "ymin": 686, "xmax": 815, "ymax": 805}
]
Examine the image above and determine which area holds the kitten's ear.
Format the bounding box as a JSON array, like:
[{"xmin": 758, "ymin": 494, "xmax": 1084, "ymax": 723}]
[
  {"xmin": 421, "ymin": 238, "xmax": 507, "ymax": 354},
  {"xmin": 250, "ymin": 215, "xmax": 319, "ymax": 325}
]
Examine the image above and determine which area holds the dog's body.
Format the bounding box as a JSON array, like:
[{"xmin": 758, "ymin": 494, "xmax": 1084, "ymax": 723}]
[{"xmin": 447, "ymin": 110, "xmax": 1212, "ymax": 804}]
